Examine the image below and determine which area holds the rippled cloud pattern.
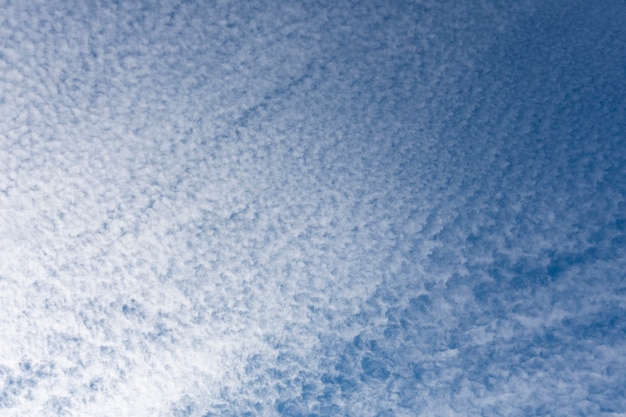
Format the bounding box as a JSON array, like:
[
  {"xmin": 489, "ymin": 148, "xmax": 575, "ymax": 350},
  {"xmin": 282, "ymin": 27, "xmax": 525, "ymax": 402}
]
[{"xmin": 1, "ymin": 0, "xmax": 625, "ymax": 416}]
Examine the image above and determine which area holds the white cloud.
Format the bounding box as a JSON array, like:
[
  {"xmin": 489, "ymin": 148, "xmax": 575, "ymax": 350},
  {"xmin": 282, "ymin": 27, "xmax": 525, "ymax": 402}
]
[{"xmin": 1, "ymin": 0, "xmax": 625, "ymax": 416}]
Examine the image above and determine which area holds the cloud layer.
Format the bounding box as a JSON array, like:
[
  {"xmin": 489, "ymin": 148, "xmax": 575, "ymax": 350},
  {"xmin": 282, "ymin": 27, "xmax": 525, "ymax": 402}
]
[{"xmin": 1, "ymin": 0, "xmax": 625, "ymax": 415}]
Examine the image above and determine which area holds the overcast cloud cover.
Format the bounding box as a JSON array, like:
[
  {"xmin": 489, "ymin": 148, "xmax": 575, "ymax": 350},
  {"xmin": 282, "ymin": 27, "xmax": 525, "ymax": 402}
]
[{"xmin": 1, "ymin": 0, "xmax": 625, "ymax": 416}]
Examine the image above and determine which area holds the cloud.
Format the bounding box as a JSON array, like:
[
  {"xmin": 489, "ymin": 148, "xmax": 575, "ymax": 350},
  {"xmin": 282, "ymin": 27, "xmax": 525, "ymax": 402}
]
[{"xmin": 1, "ymin": 0, "xmax": 624, "ymax": 416}]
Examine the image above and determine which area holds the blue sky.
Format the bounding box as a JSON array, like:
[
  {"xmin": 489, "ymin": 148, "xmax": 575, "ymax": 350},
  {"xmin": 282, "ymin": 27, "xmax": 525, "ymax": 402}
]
[{"xmin": 1, "ymin": 0, "xmax": 625, "ymax": 416}]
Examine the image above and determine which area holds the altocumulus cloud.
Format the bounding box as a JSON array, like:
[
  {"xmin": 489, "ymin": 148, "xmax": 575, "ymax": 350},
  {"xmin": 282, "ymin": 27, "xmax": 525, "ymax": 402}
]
[{"xmin": 1, "ymin": 0, "xmax": 625, "ymax": 416}]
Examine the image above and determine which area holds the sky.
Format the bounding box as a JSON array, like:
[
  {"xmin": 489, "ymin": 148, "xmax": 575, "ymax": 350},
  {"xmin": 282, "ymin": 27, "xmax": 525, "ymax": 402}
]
[{"xmin": 0, "ymin": 0, "xmax": 625, "ymax": 416}]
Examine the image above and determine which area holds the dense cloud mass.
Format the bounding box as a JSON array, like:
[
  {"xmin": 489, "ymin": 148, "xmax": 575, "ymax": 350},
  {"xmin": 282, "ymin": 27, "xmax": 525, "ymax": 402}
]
[{"xmin": 1, "ymin": 0, "xmax": 625, "ymax": 415}]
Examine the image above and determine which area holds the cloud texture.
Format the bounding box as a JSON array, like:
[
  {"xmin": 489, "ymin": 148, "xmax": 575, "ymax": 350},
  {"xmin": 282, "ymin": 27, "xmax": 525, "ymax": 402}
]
[{"xmin": 1, "ymin": 0, "xmax": 625, "ymax": 415}]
